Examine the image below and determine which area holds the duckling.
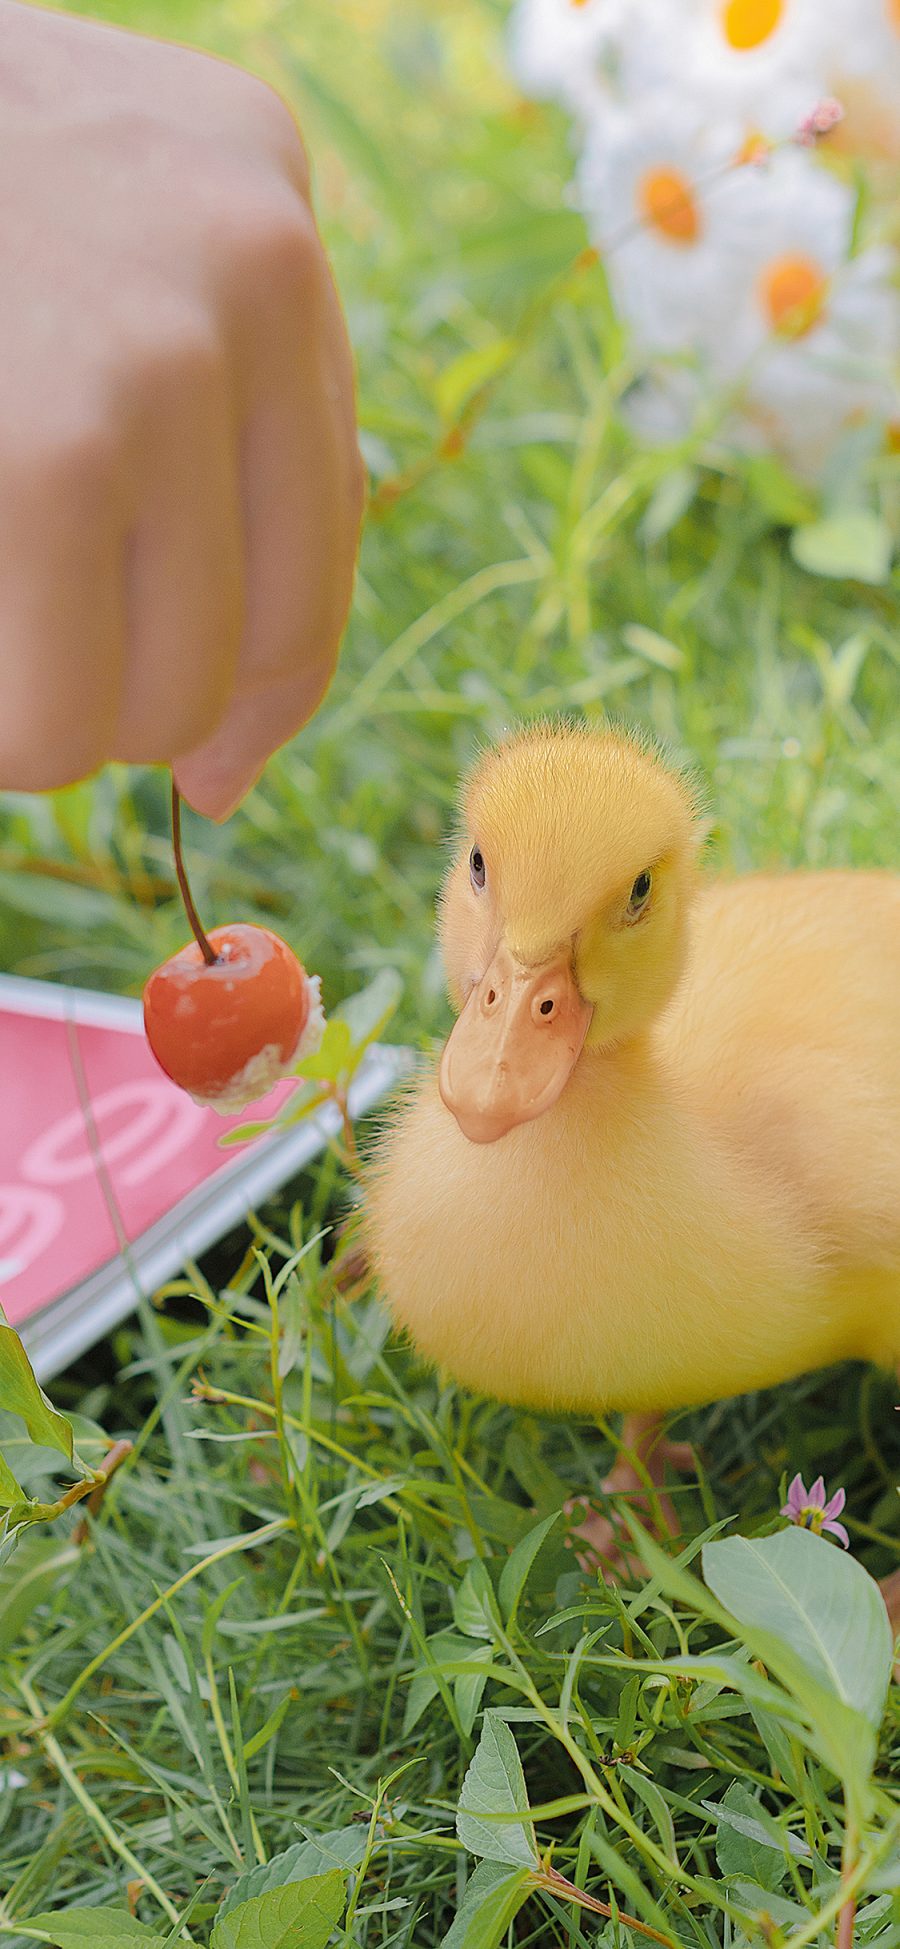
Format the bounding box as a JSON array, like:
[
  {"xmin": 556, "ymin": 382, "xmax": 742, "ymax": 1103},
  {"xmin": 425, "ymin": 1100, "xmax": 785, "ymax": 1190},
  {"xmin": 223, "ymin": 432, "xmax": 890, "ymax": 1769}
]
[{"xmin": 367, "ymin": 722, "xmax": 900, "ymax": 1605}]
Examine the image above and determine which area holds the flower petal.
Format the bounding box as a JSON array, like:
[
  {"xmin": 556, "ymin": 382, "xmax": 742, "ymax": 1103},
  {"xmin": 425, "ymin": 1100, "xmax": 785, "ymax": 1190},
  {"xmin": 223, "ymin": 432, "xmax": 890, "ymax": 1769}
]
[
  {"xmin": 822, "ymin": 1485, "xmax": 846, "ymax": 1520},
  {"xmin": 785, "ymin": 1472, "xmax": 807, "ymax": 1513},
  {"xmin": 807, "ymin": 1475, "xmax": 827, "ymax": 1509},
  {"xmin": 823, "ymin": 1519, "xmax": 850, "ymax": 1549}
]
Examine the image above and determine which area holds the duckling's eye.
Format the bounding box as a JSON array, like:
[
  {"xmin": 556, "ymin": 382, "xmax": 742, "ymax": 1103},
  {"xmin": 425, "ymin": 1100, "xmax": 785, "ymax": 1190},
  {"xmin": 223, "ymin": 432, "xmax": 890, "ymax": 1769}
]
[
  {"xmin": 626, "ymin": 868, "xmax": 652, "ymax": 920},
  {"xmin": 469, "ymin": 846, "xmax": 486, "ymax": 891}
]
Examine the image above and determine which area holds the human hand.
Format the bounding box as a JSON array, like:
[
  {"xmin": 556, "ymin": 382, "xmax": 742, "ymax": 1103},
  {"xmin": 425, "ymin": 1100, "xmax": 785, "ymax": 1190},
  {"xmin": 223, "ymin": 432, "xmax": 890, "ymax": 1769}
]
[{"xmin": 0, "ymin": 2, "xmax": 364, "ymax": 817}]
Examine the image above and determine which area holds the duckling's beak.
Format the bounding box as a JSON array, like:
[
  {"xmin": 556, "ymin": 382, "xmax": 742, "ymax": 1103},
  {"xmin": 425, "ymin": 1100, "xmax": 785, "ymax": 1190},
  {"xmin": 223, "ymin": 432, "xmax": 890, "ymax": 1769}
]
[{"xmin": 439, "ymin": 941, "xmax": 593, "ymax": 1144}]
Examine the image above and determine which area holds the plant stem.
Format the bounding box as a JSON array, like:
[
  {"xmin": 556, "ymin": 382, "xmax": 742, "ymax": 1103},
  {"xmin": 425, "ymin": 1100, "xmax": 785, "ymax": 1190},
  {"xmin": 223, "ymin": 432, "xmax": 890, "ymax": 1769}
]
[
  {"xmin": 171, "ymin": 779, "xmax": 217, "ymax": 965},
  {"xmin": 836, "ymin": 1814, "xmax": 859, "ymax": 1949}
]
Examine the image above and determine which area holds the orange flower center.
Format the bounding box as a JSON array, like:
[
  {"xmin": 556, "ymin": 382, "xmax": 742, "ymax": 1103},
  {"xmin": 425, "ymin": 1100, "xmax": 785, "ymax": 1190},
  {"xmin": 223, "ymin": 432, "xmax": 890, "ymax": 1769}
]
[
  {"xmin": 759, "ymin": 254, "xmax": 828, "ymax": 336},
  {"xmin": 722, "ymin": 0, "xmax": 783, "ymax": 49},
  {"xmin": 637, "ymin": 167, "xmax": 702, "ymax": 245}
]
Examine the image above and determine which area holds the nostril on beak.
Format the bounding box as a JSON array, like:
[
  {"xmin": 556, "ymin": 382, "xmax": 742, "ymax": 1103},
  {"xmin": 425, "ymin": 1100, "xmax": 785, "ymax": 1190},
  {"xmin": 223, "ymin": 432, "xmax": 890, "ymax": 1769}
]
[
  {"xmin": 486, "ymin": 989, "xmax": 497, "ymax": 1006},
  {"xmin": 539, "ymin": 998, "xmax": 554, "ymax": 1017}
]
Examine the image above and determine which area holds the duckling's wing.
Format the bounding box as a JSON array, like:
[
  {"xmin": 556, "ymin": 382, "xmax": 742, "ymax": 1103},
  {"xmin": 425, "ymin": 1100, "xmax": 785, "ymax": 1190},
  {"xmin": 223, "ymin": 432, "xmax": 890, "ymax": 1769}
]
[{"xmin": 661, "ymin": 870, "xmax": 900, "ymax": 1276}]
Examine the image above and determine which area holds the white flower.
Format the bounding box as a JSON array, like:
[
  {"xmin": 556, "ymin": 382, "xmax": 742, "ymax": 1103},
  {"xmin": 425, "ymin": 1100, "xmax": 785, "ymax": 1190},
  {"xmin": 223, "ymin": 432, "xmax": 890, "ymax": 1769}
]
[
  {"xmin": 616, "ymin": 0, "xmax": 834, "ymax": 139},
  {"xmin": 507, "ymin": 0, "xmax": 629, "ymax": 121},
  {"xmin": 732, "ymin": 245, "xmax": 900, "ymax": 476},
  {"xmin": 625, "ymin": 153, "xmax": 898, "ymax": 476},
  {"xmin": 715, "ymin": 143, "xmax": 854, "ymax": 346},
  {"xmin": 619, "ymin": 362, "xmax": 708, "ymax": 446},
  {"xmin": 577, "ymin": 98, "xmax": 774, "ymax": 357},
  {"xmin": 822, "ymin": 0, "xmax": 900, "ymax": 160}
]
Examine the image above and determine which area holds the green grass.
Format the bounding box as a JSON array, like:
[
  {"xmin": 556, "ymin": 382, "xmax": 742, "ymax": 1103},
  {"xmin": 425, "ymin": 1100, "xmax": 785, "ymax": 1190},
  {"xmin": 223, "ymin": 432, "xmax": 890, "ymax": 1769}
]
[{"xmin": 0, "ymin": 0, "xmax": 898, "ymax": 1940}]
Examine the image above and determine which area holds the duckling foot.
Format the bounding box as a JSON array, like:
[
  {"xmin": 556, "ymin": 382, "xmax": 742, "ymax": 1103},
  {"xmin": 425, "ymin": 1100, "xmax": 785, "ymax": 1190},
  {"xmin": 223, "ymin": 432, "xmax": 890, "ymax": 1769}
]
[{"xmin": 564, "ymin": 1413, "xmax": 694, "ymax": 1580}]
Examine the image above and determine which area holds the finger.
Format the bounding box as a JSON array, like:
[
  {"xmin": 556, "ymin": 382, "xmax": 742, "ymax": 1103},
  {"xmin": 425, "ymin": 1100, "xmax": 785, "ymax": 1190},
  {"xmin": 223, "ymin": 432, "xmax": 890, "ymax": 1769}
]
[
  {"xmin": 0, "ymin": 429, "xmax": 124, "ymax": 790},
  {"xmin": 112, "ymin": 323, "xmax": 244, "ymax": 764},
  {"xmin": 175, "ymin": 225, "xmax": 363, "ymax": 818}
]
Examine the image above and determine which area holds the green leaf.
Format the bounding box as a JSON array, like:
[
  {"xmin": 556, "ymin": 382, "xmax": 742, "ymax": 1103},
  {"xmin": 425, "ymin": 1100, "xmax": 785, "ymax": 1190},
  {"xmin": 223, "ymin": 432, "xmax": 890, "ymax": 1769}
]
[
  {"xmin": 620, "ymin": 623, "xmax": 684, "ymax": 671},
  {"xmin": 744, "ymin": 455, "xmax": 816, "ymax": 528},
  {"xmin": 790, "ymin": 511, "xmax": 893, "ymax": 584},
  {"xmin": 0, "ymin": 1410, "xmax": 105, "ymax": 1491},
  {"xmin": 0, "ymin": 1449, "xmax": 23, "ymax": 1507},
  {"xmin": 620, "ymin": 1764, "xmax": 679, "ymax": 1869},
  {"xmin": 585, "ymin": 1824, "xmax": 676, "ymax": 1942},
  {"xmin": 455, "ymin": 1644, "xmax": 492, "ymax": 1738},
  {"xmin": 453, "ymin": 1559, "xmax": 497, "ymax": 1640},
  {"xmin": 620, "ymin": 1516, "xmax": 878, "ymax": 1795},
  {"xmin": 333, "ymin": 968, "xmax": 403, "ymax": 1056},
  {"xmin": 706, "ymin": 1782, "xmax": 798, "ymax": 1890},
  {"xmin": 748, "ymin": 1702, "xmax": 806, "ymax": 1798},
  {"xmin": 402, "ymin": 1628, "xmax": 474, "ymax": 1735},
  {"xmin": 0, "ymin": 873, "xmax": 127, "ymax": 933},
  {"xmin": 219, "ymin": 1832, "xmax": 366, "ymax": 1919},
  {"xmin": 639, "ymin": 464, "xmax": 699, "ymax": 543},
  {"xmin": 26, "ymin": 1908, "xmax": 165, "ymax": 1949},
  {"xmin": 702, "ymin": 1529, "xmax": 893, "ymax": 1731},
  {"xmin": 0, "ymin": 1535, "xmax": 80, "ymax": 1653},
  {"xmin": 434, "ymin": 340, "xmax": 516, "ymax": 426},
  {"xmin": 440, "ymin": 1861, "xmax": 533, "ymax": 1949},
  {"xmin": 729, "ymin": 1880, "xmax": 809, "ymax": 1929},
  {"xmin": 0, "ymin": 1328, "xmax": 73, "ymax": 1467},
  {"xmin": 296, "ymin": 1018, "xmax": 353, "ymax": 1084},
  {"xmin": 457, "ymin": 1711, "xmax": 538, "ymax": 1869},
  {"xmin": 210, "ymin": 1873, "xmax": 346, "ymax": 1949},
  {"xmin": 498, "ymin": 1512, "xmax": 559, "ymax": 1625}
]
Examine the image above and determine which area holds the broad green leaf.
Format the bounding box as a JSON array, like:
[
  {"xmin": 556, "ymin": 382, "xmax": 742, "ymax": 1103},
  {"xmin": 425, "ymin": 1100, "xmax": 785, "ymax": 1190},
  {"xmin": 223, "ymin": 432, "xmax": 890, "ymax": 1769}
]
[
  {"xmin": 457, "ymin": 1711, "xmax": 538, "ymax": 1869},
  {"xmin": 210, "ymin": 1872, "xmax": 345, "ymax": 1949},
  {"xmin": 706, "ymin": 1781, "xmax": 798, "ymax": 1890},
  {"xmin": 435, "ymin": 340, "xmax": 515, "ymax": 426},
  {"xmin": 498, "ymin": 1511, "xmax": 559, "ymax": 1625},
  {"xmin": 0, "ymin": 1327, "xmax": 73, "ymax": 1467},
  {"xmin": 702, "ymin": 1528, "xmax": 893, "ymax": 1731},
  {"xmin": 440, "ymin": 1861, "xmax": 532, "ymax": 1949},
  {"xmin": 622, "ymin": 1517, "xmax": 878, "ymax": 1797},
  {"xmin": 0, "ymin": 1449, "xmax": 22, "ymax": 1507},
  {"xmin": 219, "ymin": 1832, "xmax": 366, "ymax": 1919},
  {"xmin": 0, "ymin": 1536, "xmax": 80, "ymax": 1653},
  {"xmin": 455, "ymin": 1644, "xmax": 492, "ymax": 1738},
  {"xmin": 620, "ymin": 622, "xmax": 683, "ymax": 671},
  {"xmin": 26, "ymin": 1908, "xmax": 165, "ymax": 1949},
  {"xmin": 0, "ymin": 1410, "xmax": 106, "ymax": 1490},
  {"xmin": 729, "ymin": 1880, "xmax": 809, "ymax": 1928},
  {"xmin": 790, "ymin": 511, "xmax": 893, "ymax": 584},
  {"xmin": 453, "ymin": 1559, "xmax": 497, "ymax": 1640}
]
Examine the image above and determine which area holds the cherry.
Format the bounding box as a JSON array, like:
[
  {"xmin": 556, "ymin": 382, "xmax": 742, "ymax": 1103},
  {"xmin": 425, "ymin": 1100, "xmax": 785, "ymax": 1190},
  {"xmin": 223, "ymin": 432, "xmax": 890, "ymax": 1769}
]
[{"xmin": 143, "ymin": 785, "xmax": 323, "ymax": 1113}]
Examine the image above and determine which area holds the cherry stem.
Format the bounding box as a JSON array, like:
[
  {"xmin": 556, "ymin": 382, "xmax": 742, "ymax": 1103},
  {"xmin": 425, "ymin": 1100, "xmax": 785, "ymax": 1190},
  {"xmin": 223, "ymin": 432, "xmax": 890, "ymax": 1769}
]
[{"xmin": 171, "ymin": 779, "xmax": 218, "ymax": 966}]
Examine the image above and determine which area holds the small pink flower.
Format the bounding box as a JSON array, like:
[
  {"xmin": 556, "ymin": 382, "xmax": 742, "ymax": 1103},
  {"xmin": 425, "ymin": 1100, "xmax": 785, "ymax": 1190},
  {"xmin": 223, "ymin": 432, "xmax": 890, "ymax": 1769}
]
[
  {"xmin": 781, "ymin": 1473, "xmax": 849, "ymax": 1548},
  {"xmin": 794, "ymin": 98, "xmax": 845, "ymax": 147}
]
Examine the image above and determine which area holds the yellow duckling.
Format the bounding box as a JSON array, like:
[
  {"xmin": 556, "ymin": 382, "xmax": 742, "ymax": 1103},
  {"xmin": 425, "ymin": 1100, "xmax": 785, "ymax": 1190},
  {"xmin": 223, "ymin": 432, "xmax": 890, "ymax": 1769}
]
[{"xmin": 367, "ymin": 721, "xmax": 900, "ymax": 1605}]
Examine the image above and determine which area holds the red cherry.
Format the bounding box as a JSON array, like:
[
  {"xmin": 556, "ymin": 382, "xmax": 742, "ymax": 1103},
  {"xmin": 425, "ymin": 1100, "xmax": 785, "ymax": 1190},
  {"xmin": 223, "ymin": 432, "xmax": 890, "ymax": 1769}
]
[{"xmin": 144, "ymin": 923, "xmax": 320, "ymax": 1113}]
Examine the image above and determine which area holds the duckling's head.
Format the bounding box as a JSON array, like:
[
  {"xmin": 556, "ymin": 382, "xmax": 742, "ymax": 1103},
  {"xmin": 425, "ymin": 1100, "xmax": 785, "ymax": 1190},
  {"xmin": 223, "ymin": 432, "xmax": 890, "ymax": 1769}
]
[{"xmin": 438, "ymin": 721, "xmax": 702, "ymax": 1143}]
